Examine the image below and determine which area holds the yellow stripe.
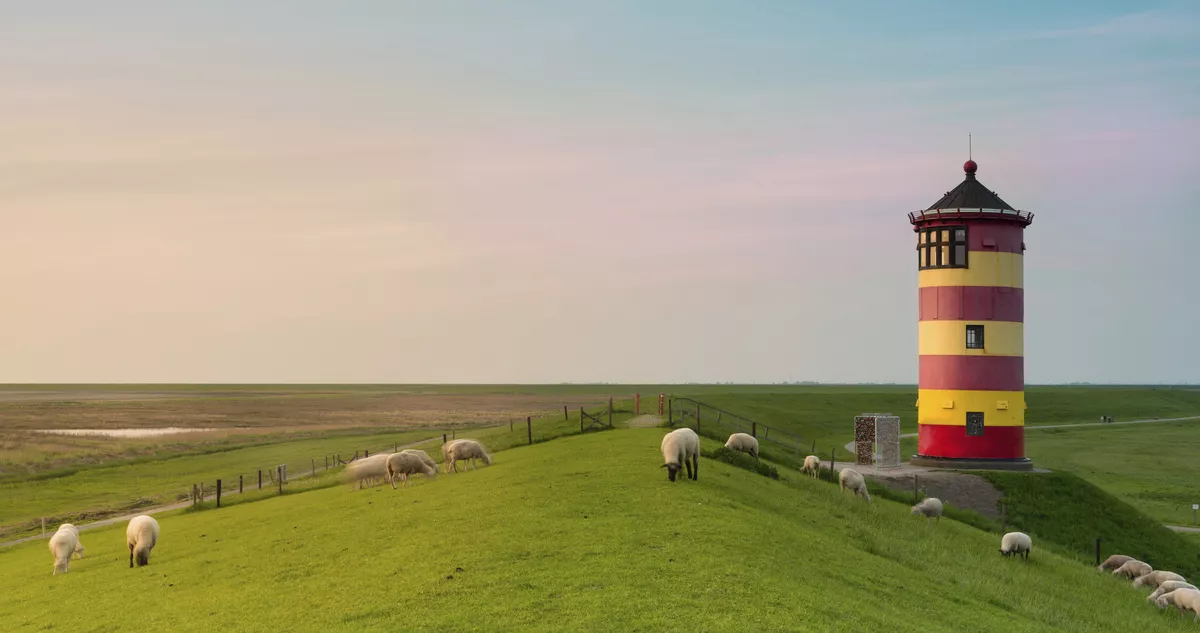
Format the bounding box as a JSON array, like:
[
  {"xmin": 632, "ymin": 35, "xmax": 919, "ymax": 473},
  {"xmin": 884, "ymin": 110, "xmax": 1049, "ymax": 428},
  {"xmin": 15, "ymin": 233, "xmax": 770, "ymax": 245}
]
[
  {"xmin": 918, "ymin": 320, "xmax": 1023, "ymax": 357},
  {"xmin": 917, "ymin": 389, "xmax": 1026, "ymax": 426},
  {"xmin": 919, "ymin": 252, "xmax": 1023, "ymax": 288}
]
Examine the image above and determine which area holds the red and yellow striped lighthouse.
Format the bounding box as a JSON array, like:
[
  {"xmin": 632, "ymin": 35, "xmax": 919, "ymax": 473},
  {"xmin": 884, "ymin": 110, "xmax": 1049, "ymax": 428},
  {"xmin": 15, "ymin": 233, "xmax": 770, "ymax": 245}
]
[{"xmin": 909, "ymin": 158, "xmax": 1034, "ymax": 470}]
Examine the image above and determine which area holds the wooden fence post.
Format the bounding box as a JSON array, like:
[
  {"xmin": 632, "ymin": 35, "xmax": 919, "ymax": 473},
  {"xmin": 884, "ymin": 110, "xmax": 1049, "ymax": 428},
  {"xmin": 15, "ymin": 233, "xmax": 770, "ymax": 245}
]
[
  {"xmin": 527, "ymin": 416, "xmax": 532, "ymax": 445},
  {"xmin": 443, "ymin": 433, "xmax": 447, "ymax": 445},
  {"xmin": 394, "ymin": 442, "xmax": 398, "ymax": 452},
  {"xmin": 668, "ymin": 399, "xmax": 672, "ymax": 424},
  {"xmin": 752, "ymin": 422, "xmax": 757, "ymax": 438},
  {"xmin": 695, "ymin": 404, "xmax": 700, "ymax": 431},
  {"xmin": 608, "ymin": 399, "xmax": 613, "ymax": 427},
  {"xmin": 635, "ymin": 393, "xmax": 639, "ymax": 415},
  {"xmin": 258, "ymin": 470, "xmax": 262, "ymax": 490},
  {"xmin": 830, "ymin": 450, "xmax": 835, "ymax": 480},
  {"xmin": 580, "ymin": 408, "xmax": 584, "ymax": 433},
  {"xmin": 365, "ymin": 449, "xmax": 369, "ymax": 458},
  {"xmin": 239, "ymin": 474, "xmax": 243, "ymax": 494},
  {"xmin": 216, "ymin": 479, "xmax": 222, "ymax": 508},
  {"xmin": 277, "ymin": 467, "xmax": 283, "ymax": 495},
  {"xmin": 564, "ymin": 405, "xmax": 568, "ymax": 421},
  {"xmin": 325, "ymin": 456, "xmax": 329, "ymax": 471}
]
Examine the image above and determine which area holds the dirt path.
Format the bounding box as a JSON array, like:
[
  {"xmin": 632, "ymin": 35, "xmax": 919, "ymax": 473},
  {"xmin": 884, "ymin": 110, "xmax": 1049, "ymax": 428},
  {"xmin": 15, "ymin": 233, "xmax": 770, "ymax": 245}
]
[
  {"xmin": 0, "ymin": 434, "xmax": 443, "ymax": 549},
  {"xmin": 1165, "ymin": 525, "xmax": 1200, "ymax": 534},
  {"xmin": 621, "ymin": 415, "xmax": 664, "ymax": 429}
]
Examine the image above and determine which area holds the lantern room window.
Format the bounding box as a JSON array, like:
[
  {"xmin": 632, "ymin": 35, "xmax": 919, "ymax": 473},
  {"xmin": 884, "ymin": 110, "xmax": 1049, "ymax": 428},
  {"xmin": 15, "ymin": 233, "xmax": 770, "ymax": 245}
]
[
  {"xmin": 918, "ymin": 226, "xmax": 968, "ymax": 270},
  {"xmin": 966, "ymin": 325, "xmax": 985, "ymax": 349}
]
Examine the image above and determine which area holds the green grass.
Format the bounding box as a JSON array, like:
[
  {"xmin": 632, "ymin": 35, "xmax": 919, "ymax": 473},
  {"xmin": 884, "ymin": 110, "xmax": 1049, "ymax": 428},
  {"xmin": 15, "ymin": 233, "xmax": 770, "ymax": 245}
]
[
  {"xmin": 0, "ymin": 429, "xmax": 437, "ymax": 537},
  {"xmin": 977, "ymin": 470, "xmax": 1200, "ymax": 579},
  {"xmin": 1022, "ymin": 422, "xmax": 1200, "ymax": 526},
  {"xmin": 674, "ymin": 385, "xmax": 1200, "ymax": 461},
  {"xmin": 1, "ymin": 428, "xmax": 1193, "ymax": 632}
]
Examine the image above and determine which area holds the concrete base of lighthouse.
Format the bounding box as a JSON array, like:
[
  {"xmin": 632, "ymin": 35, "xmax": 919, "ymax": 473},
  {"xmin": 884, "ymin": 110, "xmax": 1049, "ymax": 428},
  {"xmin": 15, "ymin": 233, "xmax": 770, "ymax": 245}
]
[{"xmin": 909, "ymin": 455, "xmax": 1034, "ymax": 472}]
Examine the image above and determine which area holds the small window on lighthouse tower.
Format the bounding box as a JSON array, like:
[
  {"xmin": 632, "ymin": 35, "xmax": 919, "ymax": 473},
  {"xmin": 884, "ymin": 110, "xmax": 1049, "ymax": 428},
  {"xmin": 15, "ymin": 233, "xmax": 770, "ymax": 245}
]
[
  {"xmin": 966, "ymin": 325, "xmax": 985, "ymax": 349},
  {"xmin": 918, "ymin": 226, "xmax": 969, "ymax": 270}
]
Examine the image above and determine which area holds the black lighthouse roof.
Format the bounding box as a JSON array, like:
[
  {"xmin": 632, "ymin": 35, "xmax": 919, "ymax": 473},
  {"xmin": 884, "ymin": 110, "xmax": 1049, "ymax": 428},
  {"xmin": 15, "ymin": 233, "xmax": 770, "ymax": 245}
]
[{"xmin": 926, "ymin": 160, "xmax": 1016, "ymax": 211}]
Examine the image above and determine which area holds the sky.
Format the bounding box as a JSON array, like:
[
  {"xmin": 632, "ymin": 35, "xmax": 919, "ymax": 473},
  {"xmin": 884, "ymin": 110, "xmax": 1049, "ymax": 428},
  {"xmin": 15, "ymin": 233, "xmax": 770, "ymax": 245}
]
[{"xmin": 1, "ymin": 0, "xmax": 1198, "ymax": 384}]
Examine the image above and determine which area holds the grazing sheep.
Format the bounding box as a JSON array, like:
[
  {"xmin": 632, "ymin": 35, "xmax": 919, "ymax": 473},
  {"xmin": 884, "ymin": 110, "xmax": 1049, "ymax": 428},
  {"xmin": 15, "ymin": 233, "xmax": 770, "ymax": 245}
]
[
  {"xmin": 1149, "ymin": 581, "xmax": 1197, "ymax": 603},
  {"xmin": 910, "ymin": 497, "xmax": 943, "ymax": 522},
  {"xmin": 838, "ymin": 468, "xmax": 870, "ymax": 502},
  {"xmin": 1172, "ymin": 588, "xmax": 1200, "ymax": 621},
  {"xmin": 345, "ymin": 452, "xmax": 392, "ymax": 489},
  {"xmin": 1097, "ymin": 554, "xmax": 1134, "ymax": 572},
  {"xmin": 385, "ymin": 451, "xmax": 439, "ymax": 489},
  {"xmin": 1155, "ymin": 590, "xmax": 1183, "ymax": 612},
  {"xmin": 48, "ymin": 523, "xmax": 84, "ymax": 575},
  {"xmin": 999, "ymin": 532, "xmax": 1032, "ymax": 560},
  {"xmin": 440, "ymin": 440, "xmax": 463, "ymax": 473},
  {"xmin": 400, "ymin": 449, "xmax": 437, "ymax": 471},
  {"xmin": 724, "ymin": 433, "xmax": 759, "ymax": 459},
  {"xmin": 126, "ymin": 515, "xmax": 160, "ymax": 568},
  {"xmin": 660, "ymin": 427, "xmax": 699, "ymax": 482},
  {"xmin": 801, "ymin": 455, "xmax": 821, "ymax": 478},
  {"xmin": 1113, "ymin": 559, "xmax": 1152, "ymax": 579},
  {"xmin": 445, "ymin": 439, "xmax": 492, "ymax": 473},
  {"xmin": 1132, "ymin": 570, "xmax": 1186, "ymax": 589}
]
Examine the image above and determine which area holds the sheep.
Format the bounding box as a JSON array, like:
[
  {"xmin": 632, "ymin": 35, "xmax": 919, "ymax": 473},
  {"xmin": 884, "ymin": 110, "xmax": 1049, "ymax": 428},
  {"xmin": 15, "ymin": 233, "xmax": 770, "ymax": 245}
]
[
  {"xmin": 345, "ymin": 452, "xmax": 392, "ymax": 489},
  {"xmin": 1155, "ymin": 590, "xmax": 1184, "ymax": 613},
  {"xmin": 801, "ymin": 455, "xmax": 821, "ymax": 478},
  {"xmin": 838, "ymin": 468, "xmax": 870, "ymax": 502},
  {"xmin": 1172, "ymin": 588, "xmax": 1200, "ymax": 622},
  {"xmin": 910, "ymin": 497, "xmax": 943, "ymax": 522},
  {"xmin": 399, "ymin": 448, "xmax": 437, "ymax": 471},
  {"xmin": 1096, "ymin": 554, "xmax": 1134, "ymax": 572},
  {"xmin": 1113, "ymin": 559, "xmax": 1152, "ymax": 579},
  {"xmin": 48, "ymin": 523, "xmax": 84, "ymax": 575},
  {"xmin": 724, "ymin": 433, "xmax": 759, "ymax": 459},
  {"xmin": 126, "ymin": 515, "xmax": 160, "ymax": 568},
  {"xmin": 1132, "ymin": 570, "xmax": 1186, "ymax": 589},
  {"xmin": 385, "ymin": 451, "xmax": 439, "ymax": 489},
  {"xmin": 660, "ymin": 427, "xmax": 699, "ymax": 482},
  {"xmin": 1148, "ymin": 581, "xmax": 1197, "ymax": 604},
  {"xmin": 440, "ymin": 440, "xmax": 463, "ymax": 473},
  {"xmin": 445, "ymin": 439, "xmax": 492, "ymax": 473},
  {"xmin": 999, "ymin": 532, "xmax": 1032, "ymax": 560}
]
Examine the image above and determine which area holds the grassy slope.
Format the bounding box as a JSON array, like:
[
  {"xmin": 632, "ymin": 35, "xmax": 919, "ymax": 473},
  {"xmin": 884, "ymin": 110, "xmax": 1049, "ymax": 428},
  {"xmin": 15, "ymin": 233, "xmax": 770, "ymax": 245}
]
[
  {"xmin": 0, "ymin": 429, "xmax": 1193, "ymax": 633},
  {"xmin": 977, "ymin": 471, "xmax": 1200, "ymax": 580},
  {"xmin": 681, "ymin": 386, "xmax": 1200, "ymax": 453},
  {"xmin": 1022, "ymin": 422, "xmax": 1200, "ymax": 526}
]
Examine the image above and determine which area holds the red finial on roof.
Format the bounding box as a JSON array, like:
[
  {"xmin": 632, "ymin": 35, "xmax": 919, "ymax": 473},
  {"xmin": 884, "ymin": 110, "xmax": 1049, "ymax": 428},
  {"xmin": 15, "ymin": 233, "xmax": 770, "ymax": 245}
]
[{"xmin": 964, "ymin": 159, "xmax": 978, "ymax": 175}]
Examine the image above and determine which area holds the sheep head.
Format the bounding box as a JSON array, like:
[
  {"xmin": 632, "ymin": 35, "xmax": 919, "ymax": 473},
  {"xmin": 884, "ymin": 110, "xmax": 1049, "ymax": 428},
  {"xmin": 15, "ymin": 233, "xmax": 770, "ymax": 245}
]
[{"xmin": 662, "ymin": 462, "xmax": 682, "ymax": 482}]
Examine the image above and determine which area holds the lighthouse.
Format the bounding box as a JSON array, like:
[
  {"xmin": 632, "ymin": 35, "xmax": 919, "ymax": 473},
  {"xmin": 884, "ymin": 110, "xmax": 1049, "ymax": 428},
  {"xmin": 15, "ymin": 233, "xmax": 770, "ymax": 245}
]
[{"xmin": 908, "ymin": 158, "xmax": 1034, "ymax": 470}]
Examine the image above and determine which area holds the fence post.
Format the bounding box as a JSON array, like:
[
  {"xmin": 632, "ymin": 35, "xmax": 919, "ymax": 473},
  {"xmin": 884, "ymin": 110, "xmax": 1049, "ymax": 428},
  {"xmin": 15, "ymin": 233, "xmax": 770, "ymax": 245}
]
[
  {"xmin": 668, "ymin": 399, "xmax": 672, "ymax": 424},
  {"xmin": 239, "ymin": 474, "xmax": 243, "ymax": 494},
  {"xmin": 200, "ymin": 482, "xmax": 205, "ymax": 501},
  {"xmin": 752, "ymin": 422, "xmax": 757, "ymax": 438},
  {"xmin": 509, "ymin": 419, "xmax": 513, "ymax": 432},
  {"xmin": 443, "ymin": 433, "xmax": 447, "ymax": 445},
  {"xmin": 258, "ymin": 469, "xmax": 262, "ymax": 490},
  {"xmin": 635, "ymin": 393, "xmax": 640, "ymax": 415},
  {"xmin": 283, "ymin": 464, "xmax": 287, "ymax": 483},
  {"xmin": 325, "ymin": 456, "xmax": 329, "ymax": 470},
  {"xmin": 365, "ymin": 449, "xmax": 369, "ymax": 458},
  {"xmin": 394, "ymin": 442, "xmax": 398, "ymax": 452},
  {"xmin": 696, "ymin": 404, "xmax": 701, "ymax": 431},
  {"xmin": 830, "ymin": 450, "xmax": 835, "ymax": 480},
  {"xmin": 564, "ymin": 405, "xmax": 568, "ymax": 421},
  {"xmin": 277, "ymin": 466, "xmax": 283, "ymax": 495},
  {"xmin": 41, "ymin": 518, "xmax": 45, "ymax": 539},
  {"xmin": 1095, "ymin": 538, "xmax": 1102, "ymax": 566},
  {"xmin": 216, "ymin": 479, "xmax": 222, "ymax": 508},
  {"xmin": 659, "ymin": 393, "xmax": 664, "ymax": 415},
  {"xmin": 580, "ymin": 408, "xmax": 584, "ymax": 433},
  {"xmin": 527, "ymin": 416, "xmax": 532, "ymax": 445},
  {"xmin": 608, "ymin": 399, "xmax": 613, "ymax": 427},
  {"xmin": 312, "ymin": 458, "xmax": 316, "ymax": 475}
]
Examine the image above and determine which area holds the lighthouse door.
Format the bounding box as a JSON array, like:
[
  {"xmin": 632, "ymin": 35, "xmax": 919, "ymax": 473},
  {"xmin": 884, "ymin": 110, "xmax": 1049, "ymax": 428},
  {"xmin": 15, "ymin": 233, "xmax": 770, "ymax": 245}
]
[{"xmin": 966, "ymin": 412, "xmax": 985, "ymax": 436}]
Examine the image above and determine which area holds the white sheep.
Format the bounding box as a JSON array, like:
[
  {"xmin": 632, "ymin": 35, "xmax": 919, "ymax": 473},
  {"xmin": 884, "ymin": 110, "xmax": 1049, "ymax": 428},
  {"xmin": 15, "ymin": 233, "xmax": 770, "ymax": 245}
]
[
  {"xmin": 345, "ymin": 452, "xmax": 392, "ymax": 489},
  {"xmin": 400, "ymin": 448, "xmax": 437, "ymax": 471},
  {"xmin": 1096, "ymin": 554, "xmax": 1134, "ymax": 572},
  {"xmin": 445, "ymin": 439, "xmax": 492, "ymax": 473},
  {"xmin": 1155, "ymin": 590, "xmax": 1183, "ymax": 612},
  {"xmin": 999, "ymin": 532, "xmax": 1032, "ymax": 560},
  {"xmin": 838, "ymin": 468, "xmax": 870, "ymax": 502},
  {"xmin": 48, "ymin": 523, "xmax": 85, "ymax": 575},
  {"xmin": 1132, "ymin": 570, "xmax": 1186, "ymax": 589},
  {"xmin": 385, "ymin": 451, "xmax": 439, "ymax": 489},
  {"xmin": 911, "ymin": 497, "xmax": 943, "ymax": 522},
  {"xmin": 1148, "ymin": 580, "xmax": 1197, "ymax": 604},
  {"xmin": 126, "ymin": 514, "xmax": 160, "ymax": 568},
  {"xmin": 441, "ymin": 440, "xmax": 463, "ymax": 473},
  {"xmin": 661, "ymin": 427, "xmax": 699, "ymax": 482},
  {"xmin": 724, "ymin": 433, "xmax": 759, "ymax": 459},
  {"xmin": 1172, "ymin": 588, "xmax": 1200, "ymax": 621},
  {"xmin": 1113, "ymin": 559, "xmax": 1152, "ymax": 579},
  {"xmin": 801, "ymin": 455, "xmax": 821, "ymax": 478}
]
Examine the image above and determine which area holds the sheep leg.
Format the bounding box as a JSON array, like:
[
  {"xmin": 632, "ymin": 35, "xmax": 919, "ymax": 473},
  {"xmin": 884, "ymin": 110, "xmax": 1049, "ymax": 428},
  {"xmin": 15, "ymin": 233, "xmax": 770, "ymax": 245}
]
[
  {"xmin": 684, "ymin": 459, "xmax": 692, "ymax": 480},
  {"xmin": 128, "ymin": 543, "xmax": 134, "ymax": 569}
]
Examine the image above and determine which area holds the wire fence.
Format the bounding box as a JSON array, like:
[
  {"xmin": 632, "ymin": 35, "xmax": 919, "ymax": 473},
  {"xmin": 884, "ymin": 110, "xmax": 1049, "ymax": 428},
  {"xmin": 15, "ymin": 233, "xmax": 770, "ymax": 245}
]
[{"xmin": 667, "ymin": 397, "xmax": 816, "ymax": 463}]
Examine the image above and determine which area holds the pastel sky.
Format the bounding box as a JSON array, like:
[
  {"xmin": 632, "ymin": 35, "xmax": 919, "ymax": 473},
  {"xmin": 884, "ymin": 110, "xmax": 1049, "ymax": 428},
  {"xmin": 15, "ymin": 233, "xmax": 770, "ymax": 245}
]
[{"xmin": 1, "ymin": 1, "xmax": 1197, "ymax": 384}]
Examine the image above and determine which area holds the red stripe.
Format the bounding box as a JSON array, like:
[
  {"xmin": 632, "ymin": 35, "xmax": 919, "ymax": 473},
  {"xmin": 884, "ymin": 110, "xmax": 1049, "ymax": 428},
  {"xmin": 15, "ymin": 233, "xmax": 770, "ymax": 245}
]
[
  {"xmin": 919, "ymin": 355, "xmax": 1024, "ymax": 391},
  {"xmin": 918, "ymin": 424, "xmax": 1024, "ymax": 459},
  {"xmin": 919, "ymin": 286, "xmax": 1023, "ymax": 322},
  {"xmin": 912, "ymin": 220, "xmax": 1024, "ymax": 254}
]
